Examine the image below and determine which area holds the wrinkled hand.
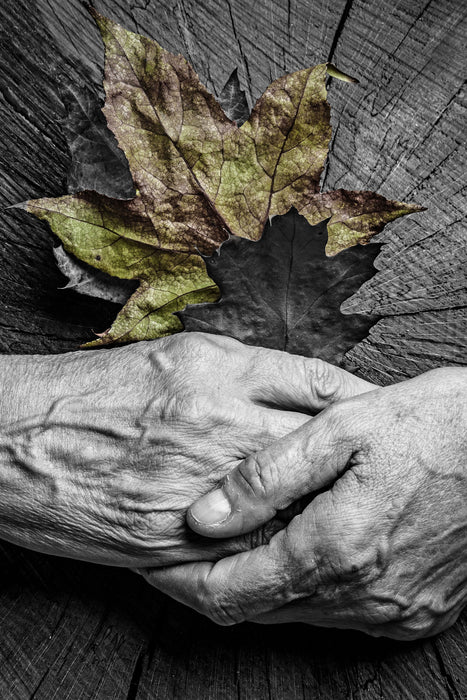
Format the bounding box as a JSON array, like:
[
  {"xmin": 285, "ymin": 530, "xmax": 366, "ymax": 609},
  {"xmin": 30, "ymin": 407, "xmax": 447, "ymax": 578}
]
[
  {"xmin": 0, "ymin": 333, "xmax": 373, "ymax": 567},
  {"xmin": 140, "ymin": 367, "xmax": 467, "ymax": 640}
]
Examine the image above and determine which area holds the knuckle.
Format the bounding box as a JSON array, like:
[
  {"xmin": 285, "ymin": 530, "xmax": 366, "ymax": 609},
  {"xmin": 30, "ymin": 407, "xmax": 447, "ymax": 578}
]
[
  {"xmin": 167, "ymin": 331, "xmax": 200, "ymax": 351},
  {"xmin": 178, "ymin": 331, "xmax": 216, "ymax": 355},
  {"xmin": 306, "ymin": 359, "xmax": 372, "ymax": 408},
  {"xmin": 168, "ymin": 391, "xmax": 214, "ymax": 425},
  {"xmin": 148, "ymin": 348, "xmax": 175, "ymax": 379},
  {"xmin": 393, "ymin": 611, "xmax": 438, "ymax": 640},
  {"xmin": 357, "ymin": 586, "xmax": 463, "ymax": 640},
  {"xmin": 182, "ymin": 331, "xmax": 226, "ymax": 353},
  {"xmin": 234, "ymin": 452, "xmax": 271, "ymax": 500},
  {"xmin": 308, "ymin": 358, "xmax": 342, "ymax": 406},
  {"xmin": 324, "ymin": 543, "xmax": 362, "ymax": 581},
  {"xmin": 394, "ymin": 594, "xmax": 464, "ymax": 640},
  {"xmin": 195, "ymin": 332, "xmax": 243, "ymax": 352},
  {"xmin": 158, "ymin": 332, "xmax": 212, "ymax": 365}
]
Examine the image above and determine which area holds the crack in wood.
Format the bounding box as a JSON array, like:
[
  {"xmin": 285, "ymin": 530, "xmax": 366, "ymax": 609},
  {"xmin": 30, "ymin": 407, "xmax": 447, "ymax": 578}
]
[
  {"xmin": 126, "ymin": 647, "xmax": 146, "ymax": 700},
  {"xmin": 326, "ymin": 0, "xmax": 354, "ymax": 65},
  {"xmin": 227, "ymin": 0, "xmax": 254, "ymax": 103},
  {"xmin": 432, "ymin": 640, "xmax": 461, "ymax": 700}
]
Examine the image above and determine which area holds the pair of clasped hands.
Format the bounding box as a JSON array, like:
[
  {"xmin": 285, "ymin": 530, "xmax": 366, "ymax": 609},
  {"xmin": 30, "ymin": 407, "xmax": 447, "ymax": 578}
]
[{"xmin": 0, "ymin": 333, "xmax": 465, "ymax": 640}]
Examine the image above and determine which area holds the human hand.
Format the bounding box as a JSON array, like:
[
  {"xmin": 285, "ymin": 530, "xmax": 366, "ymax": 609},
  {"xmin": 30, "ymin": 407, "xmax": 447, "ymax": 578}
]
[
  {"xmin": 0, "ymin": 333, "xmax": 373, "ymax": 568},
  {"xmin": 140, "ymin": 367, "xmax": 467, "ymax": 640}
]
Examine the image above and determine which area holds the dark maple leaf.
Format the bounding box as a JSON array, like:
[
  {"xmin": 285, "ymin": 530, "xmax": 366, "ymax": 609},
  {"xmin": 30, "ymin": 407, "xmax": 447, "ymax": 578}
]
[
  {"xmin": 217, "ymin": 69, "xmax": 250, "ymax": 126},
  {"xmin": 180, "ymin": 208, "xmax": 380, "ymax": 364},
  {"xmin": 61, "ymin": 81, "xmax": 135, "ymax": 199}
]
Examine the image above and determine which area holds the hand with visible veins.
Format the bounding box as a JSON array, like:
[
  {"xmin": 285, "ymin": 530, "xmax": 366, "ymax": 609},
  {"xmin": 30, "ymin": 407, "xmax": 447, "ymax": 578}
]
[
  {"xmin": 0, "ymin": 333, "xmax": 373, "ymax": 568},
  {"xmin": 139, "ymin": 367, "xmax": 467, "ymax": 640}
]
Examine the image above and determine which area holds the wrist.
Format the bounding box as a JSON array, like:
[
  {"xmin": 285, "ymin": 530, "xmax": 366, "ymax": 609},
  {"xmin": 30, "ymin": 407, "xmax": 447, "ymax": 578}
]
[{"xmin": 0, "ymin": 344, "xmax": 149, "ymax": 423}]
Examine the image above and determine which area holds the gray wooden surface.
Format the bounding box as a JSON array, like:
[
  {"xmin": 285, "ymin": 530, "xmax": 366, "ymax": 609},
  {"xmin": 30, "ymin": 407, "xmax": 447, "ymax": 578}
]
[{"xmin": 0, "ymin": 0, "xmax": 466, "ymax": 697}]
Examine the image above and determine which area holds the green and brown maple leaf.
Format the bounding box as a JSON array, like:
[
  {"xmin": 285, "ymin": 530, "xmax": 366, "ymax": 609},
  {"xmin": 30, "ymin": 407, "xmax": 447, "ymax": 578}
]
[{"xmin": 25, "ymin": 9, "xmax": 422, "ymax": 346}]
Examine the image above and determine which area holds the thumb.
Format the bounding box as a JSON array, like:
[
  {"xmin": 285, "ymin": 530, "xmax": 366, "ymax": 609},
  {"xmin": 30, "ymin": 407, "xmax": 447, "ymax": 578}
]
[{"xmin": 187, "ymin": 401, "xmax": 356, "ymax": 538}]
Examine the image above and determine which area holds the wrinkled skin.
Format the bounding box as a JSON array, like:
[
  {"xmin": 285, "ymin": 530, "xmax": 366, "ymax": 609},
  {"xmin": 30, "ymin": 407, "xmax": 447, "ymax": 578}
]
[
  {"xmin": 141, "ymin": 367, "xmax": 467, "ymax": 640},
  {"xmin": 0, "ymin": 332, "xmax": 372, "ymax": 567}
]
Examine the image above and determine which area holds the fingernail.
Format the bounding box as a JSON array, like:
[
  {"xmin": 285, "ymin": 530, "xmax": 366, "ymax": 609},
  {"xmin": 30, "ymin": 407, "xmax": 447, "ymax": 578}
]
[{"xmin": 190, "ymin": 489, "xmax": 231, "ymax": 526}]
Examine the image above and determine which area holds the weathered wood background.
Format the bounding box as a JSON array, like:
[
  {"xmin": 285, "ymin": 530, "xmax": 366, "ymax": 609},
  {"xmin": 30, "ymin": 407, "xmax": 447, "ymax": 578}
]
[{"xmin": 0, "ymin": 0, "xmax": 466, "ymax": 697}]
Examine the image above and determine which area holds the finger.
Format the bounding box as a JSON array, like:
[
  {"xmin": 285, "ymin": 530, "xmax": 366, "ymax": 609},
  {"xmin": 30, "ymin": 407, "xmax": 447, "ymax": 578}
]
[
  {"xmin": 235, "ymin": 402, "xmax": 310, "ymax": 453},
  {"xmin": 198, "ymin": 395, "xmax": 310, "ymax": 462},
  {"xmin": 187, "ymin": 401, "xmax": 356, "ymax": 537},
  {"xmin": 137, "ymin": 526, "xmax": 306, "ymax": 625},
  {"xmin": 140, "ymin": 489, "xmax": 371, "ymax": 627},
  {"xmin": 250, "ymin": 605, "xmax": 376, "ymax": 635},
  {"xmin": 241, "ymin": 345, "xmax": 376, "ymax": 413}
]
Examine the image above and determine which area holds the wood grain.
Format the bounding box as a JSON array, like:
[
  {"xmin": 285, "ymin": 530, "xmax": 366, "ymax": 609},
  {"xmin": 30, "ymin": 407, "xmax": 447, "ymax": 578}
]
[{"xmin": 0, "ymin": 0, "xmax": 466, "ymax": 698}]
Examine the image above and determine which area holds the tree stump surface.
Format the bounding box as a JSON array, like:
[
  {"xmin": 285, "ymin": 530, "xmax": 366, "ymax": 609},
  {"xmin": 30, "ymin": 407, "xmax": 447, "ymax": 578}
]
[{"xmin": 0, "ymin": 0, "xmax": 466, "ymax": 697}]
